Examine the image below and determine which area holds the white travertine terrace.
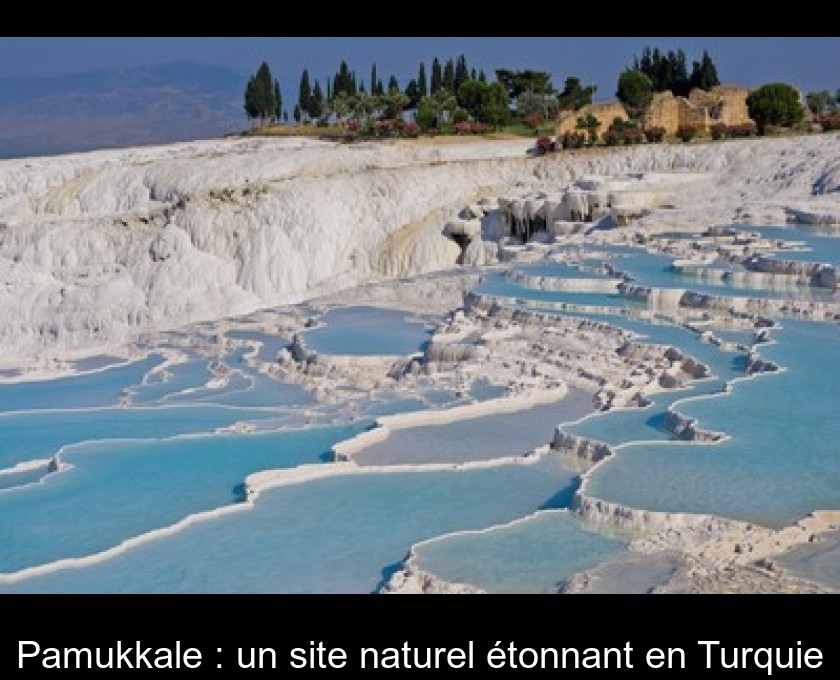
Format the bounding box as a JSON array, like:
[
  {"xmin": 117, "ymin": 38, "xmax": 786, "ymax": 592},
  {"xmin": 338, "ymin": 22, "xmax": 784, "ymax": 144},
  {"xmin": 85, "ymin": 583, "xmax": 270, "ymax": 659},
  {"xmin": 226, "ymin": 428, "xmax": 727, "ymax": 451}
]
[{"xmin": 2, "ymin": 133, "xmax": 840, "ymax": 368}]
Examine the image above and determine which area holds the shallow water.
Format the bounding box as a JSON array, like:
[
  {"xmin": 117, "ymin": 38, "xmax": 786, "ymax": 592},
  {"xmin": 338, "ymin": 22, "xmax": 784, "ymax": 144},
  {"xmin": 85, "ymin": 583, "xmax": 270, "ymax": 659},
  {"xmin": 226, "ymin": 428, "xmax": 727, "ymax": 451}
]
[
  {"xmin": 304, "ymin": 306, "xmax": 431, "ymax": 356},
  {"xmin": 476, "ymin": 273, "xmax": 643, "ymax": 310},
  {"xmin": 0, "ymin": 466, "xmax": 48, "ymax": 491},
  {"xmin": 363, "ymin": 398, "xmax": 428, "ymax": 418},
  {"xmin": 127, "ymin": 354, "xmax": 214, "ymax": 404},
  {"xmin": 0, "ymin": 424, "xmax": 360, "ymax": 574},
  {"xmin": 0, "ymin": 354, "xmax": 162, "ymax": 412},
  {"xmin": 2, "ymin": 230, "xmax": 839, "ymax": 593},
  {"xmin": 1, "ymin": 455, "xmax": 578, "ymax": 593},
  {"xmin": 587, "ymin": 320, "xmax": 840, "ymax": 527},
  {"xmin": 226, "ymin": 329, "xmax": 290, "ymax": 363},
  {"xmin": 69, "ymin": 355, "xmax": 126, "ymax": 372},
  {"xmin": 414, "ymin": 510, "xmax": 625, "ymax": 593},
  {"xmin": 516, "ymin": 262, "xmax": 610, "ymax": 279},
  {"xmin": 178, "ymin": 371, "xmax": 313, "ymax": 408},
  {"xmin": 561, "ymin": 551, "xmax": 683, "ymax": 593},
  {"xmin": 596, "ymin": 245, "xmax": 835, "ymax": 300},
  {"xmin": 468, "ymin": 379, "xmax": 507, "ymax": 402},
  {"xmin": 355, "ymin": 390, "xmax": 594, "ymax": 466},
  {"xmin": 0, "ymin": 404, "xmax": 280, "ymax": 470},
  {"xmin": 735, "ymin": 224, "xmax": 840, "ymax": 266}
]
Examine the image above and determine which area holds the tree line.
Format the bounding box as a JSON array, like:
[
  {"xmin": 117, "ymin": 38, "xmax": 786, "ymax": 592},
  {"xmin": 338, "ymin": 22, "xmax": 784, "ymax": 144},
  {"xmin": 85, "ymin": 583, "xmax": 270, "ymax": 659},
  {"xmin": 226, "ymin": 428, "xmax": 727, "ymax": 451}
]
[{"xmin": 243, "ymin": 47, "xmax": 836, "ymax": 138}]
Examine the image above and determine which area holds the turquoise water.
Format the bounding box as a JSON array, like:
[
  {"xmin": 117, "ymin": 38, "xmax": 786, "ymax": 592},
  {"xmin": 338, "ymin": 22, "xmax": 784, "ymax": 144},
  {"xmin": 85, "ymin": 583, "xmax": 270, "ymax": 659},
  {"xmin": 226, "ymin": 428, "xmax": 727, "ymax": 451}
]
[
  {"xmin": 422, "ymin": 389, "xmax": 460, "ymax": 407},
  {"xmin": 414, "ymin": 511, "xmax": 626, "ymax": 593},
  {"xmin": 598, "ymin": 245, "xmax": 835, "ymax": 300},
  {"xmin": 651, "ymin": 231, "xmax": 703, "ymax": 240},
  {"xmin": 587, "ymin": 320, "xmax": 840, "ymax": 527},
  {"xmin": 564, "ymin": 316, "xmax": 741, "ymax": 446},
  {"xmin": 517, "ymin": 262, "xmax": 610, "ymax": 279},
  {"xmin": 0, "ymin": 424, "xmax": 360, "ymax": 574},
  {"xmin": 469, "ymin": 379, "xmax": 508, "ymax": 401},
  {"xmin": 0, "ymin": 405, "xmax": 280, "ymax": 471},
  {"xmin": 363, "ymin": 398, "xmax": 428, "ymax": 418},
  {"xmin": 1, "ymin": 229, "xmax": 839, "ymax": 594},
  {"xmin": 555, "ymin": 551, "xmax": 683, "ymax": 593},
  {"xmin": 711, "ymin": 329, "xmax": 757, "ymax": 346},
  {"xmin": 476, "ymin": 273, "xmax": 642, "ymax": 310},
  {"xmin": 127, "ymin": 355, "xmax": 214, "ymax": 404},
  {"xmin": 355, "ymin": 390, "xmax": 594, "ymax": 466},
  {"xmin": 70, "ymin": 355, "xmax": 126, "ymax": 372},
  {"xmin": 227, "ymin": 329, "xmax": 290, "ymax": 363},
  {"xmin": 568, "ymin": 393, "xmax": 686, "ymax": 448},
  {"xmin": 735, "ymin": 224, "xmax": 840, "ymax": 266},
  {"xmin": 304, "ymin": 306, "xmax": 431, "ymax": 356},
  {"xmin": 169, "ymin": 371, "xmax": 313, "ymax": 408},
  {"xmin": 0, "ymin": 455, "xmax": 578, "ymax": 593},
  {"xmin": 149, "ymin": 349, "xmax": 312, "ymax": 408},
  {"xmin": 0, "ymin": 466, "xmax": 47, "ymax": 491},
  {"xmin": 0, "ymin": 355, "xmax": 162, "ymax": 412}
]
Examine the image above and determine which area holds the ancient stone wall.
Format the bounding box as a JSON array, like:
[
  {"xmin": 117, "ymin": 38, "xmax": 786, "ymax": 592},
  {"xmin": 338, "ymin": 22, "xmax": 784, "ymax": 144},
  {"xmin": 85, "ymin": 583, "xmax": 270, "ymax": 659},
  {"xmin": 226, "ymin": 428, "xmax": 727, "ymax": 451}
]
[
  {"xmin": 555, "ymin": 85, "xmax": 754, "ymax": 140},
  {"xmin": 712, "ymin": 86, "xmax": 753, "ymax": 127},
  {"xmin": 678, "ymin": 97, "xmax": 710, "ymax": 130},
  {"xmin": 645, "ymin": 85, "xmax": 753, "ymax": 135},
  {"xmin": 642, "ymin": 92, "xmax": 682, "ymax": 135},
  {"xmin": 556, "ymin": 102, "xmax": 628, "ymax": 137}
]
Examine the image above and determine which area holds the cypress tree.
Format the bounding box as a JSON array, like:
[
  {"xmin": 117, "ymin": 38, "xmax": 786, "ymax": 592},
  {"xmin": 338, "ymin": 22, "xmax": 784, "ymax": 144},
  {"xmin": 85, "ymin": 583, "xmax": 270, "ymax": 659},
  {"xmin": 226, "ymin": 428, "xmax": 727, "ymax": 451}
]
[
  {"xmin": 443, "ymin": 58, "xmax": 456, "ymax": 93},
  {"xmin": 388, "ymin": 75, "xmax": 399, "ymax": 93},
  {"xmin": 371, "ymin": 64, "xmax": 378, "ymax": 97},
  {"xmin": 689, "ymin": 50, "xmax": 720, "ymax": 91},
  {"xmin": 331, "ymin": 60, "xmax": 352, "ymax": 97},
  {"xmin": 405, "ymin": 79, "xmax": 420, "ymax": 108},
  {"xmin": 244, "ymin": 76, "xmax": 258, "ymax": 121},
  {"xmin": 672, "ymin": 49, "xmax": 690, "ymax": 96},
  {"xmin": 478, "ymin": 69, "xmax": 487, "ymax": 83},
  {"xmin": 418, "ymin": 63, "xmax": 428, "ymax": 98},
  {"xmin": 431, "ymin": 58, "xmax": 443, "ymax": 94},
  {"xmin": 298, "ymin": 69, "xmax": 312, "ymax": 120},
  {"xmin": 244, "ymin": 61, "xmax": 279, "ymax": 125},
  {"xmin": 455, "ymin": 54, "xmax": 469, "ymax": 91},
  {"xmin": 311, "ymin": 80, "xmax": 324, "ymax": 119}
]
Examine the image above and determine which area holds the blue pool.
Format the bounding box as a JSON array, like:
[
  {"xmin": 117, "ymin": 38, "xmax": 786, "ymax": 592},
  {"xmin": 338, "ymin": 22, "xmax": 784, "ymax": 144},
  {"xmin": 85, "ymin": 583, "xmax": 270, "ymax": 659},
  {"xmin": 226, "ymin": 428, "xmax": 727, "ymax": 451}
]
[{"xmin": 303, "ymin": 306, "xmax": 432, "ymax": 356}]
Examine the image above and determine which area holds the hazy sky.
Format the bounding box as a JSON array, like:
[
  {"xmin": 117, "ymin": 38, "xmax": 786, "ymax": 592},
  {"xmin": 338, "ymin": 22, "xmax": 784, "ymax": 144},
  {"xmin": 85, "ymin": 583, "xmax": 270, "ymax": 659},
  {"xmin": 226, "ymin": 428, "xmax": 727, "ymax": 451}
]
[{"xmin": 0, "ymin": 37, "xmax": 837, "ymax": 102}]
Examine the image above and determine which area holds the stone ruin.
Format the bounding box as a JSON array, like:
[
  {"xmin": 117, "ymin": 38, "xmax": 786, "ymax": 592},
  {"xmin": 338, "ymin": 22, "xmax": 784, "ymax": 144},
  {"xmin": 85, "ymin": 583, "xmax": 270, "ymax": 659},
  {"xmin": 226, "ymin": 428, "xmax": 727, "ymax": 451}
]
[
  {"xmin": 642, "ymin": 85, "xmax": 754, "ymax": 135},
  {"xmin": 554, "ymin": 85, "xmax": 754, "ymax": 139}
]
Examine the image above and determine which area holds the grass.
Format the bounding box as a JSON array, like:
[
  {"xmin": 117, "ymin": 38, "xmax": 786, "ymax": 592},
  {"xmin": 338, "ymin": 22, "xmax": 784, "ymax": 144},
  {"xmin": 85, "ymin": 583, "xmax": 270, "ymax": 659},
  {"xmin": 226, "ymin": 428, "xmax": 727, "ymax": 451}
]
[
  {"xmin": 243, "ymin": 121, "xmax": 556, "ymax": 142},
  {"xmin": 240, "ymin": 121, "xmax": 833, "ymax": 148},
  {"xmin": 499, "ymin": 122, "xmax": 556, "ymax": 137}
]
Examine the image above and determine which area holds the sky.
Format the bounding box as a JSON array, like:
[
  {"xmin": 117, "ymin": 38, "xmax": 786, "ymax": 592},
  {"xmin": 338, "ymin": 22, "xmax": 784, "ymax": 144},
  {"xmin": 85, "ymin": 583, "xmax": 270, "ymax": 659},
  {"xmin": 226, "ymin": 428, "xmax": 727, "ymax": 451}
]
[{"xmin": 0, "ymin": 37, "xmax": 837, "ymax": 106}]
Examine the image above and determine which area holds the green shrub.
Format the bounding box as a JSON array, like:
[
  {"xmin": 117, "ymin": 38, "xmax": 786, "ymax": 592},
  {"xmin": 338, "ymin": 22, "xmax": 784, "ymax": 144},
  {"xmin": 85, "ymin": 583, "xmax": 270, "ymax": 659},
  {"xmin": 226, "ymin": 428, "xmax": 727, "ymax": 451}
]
[
  {"xmin": 453, "ymin": 108, "xmax": 469, "ymax": 124},
  {"xmin": 746, "ymin": 83, "xmax": 804, "ymax": 133}
]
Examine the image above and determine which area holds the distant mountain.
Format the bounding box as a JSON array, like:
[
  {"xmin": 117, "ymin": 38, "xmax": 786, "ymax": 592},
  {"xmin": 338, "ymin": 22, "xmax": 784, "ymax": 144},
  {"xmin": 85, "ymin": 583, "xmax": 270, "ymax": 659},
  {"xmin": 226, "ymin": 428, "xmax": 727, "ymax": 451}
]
[{"xmin": 0, "ymin": 61, "xmax": 246, "ymax": 158}]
